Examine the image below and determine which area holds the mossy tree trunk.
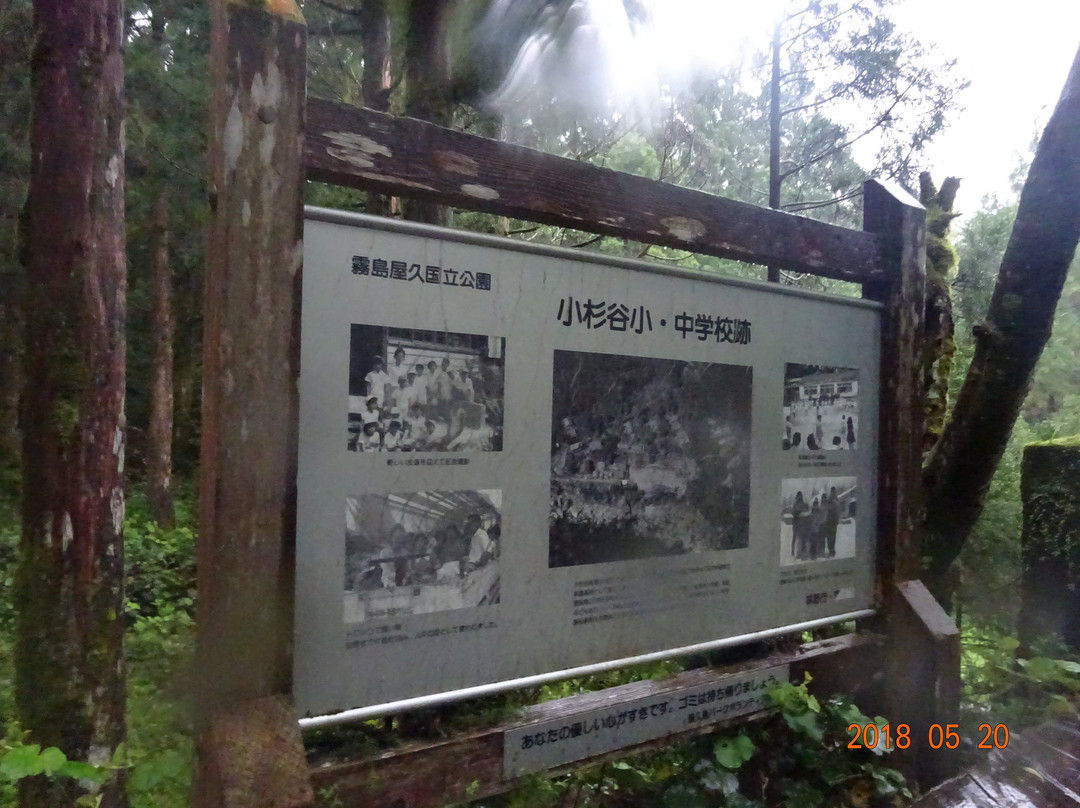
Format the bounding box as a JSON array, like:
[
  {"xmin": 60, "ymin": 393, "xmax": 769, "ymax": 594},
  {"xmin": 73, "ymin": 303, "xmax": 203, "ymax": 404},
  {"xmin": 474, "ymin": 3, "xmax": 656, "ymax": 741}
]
[
  {"xmin": 918, "ymin": 172, "xmax": 960, "ymax": 454},
  {"xmin": 922, "ymin": 45, "xmax": 1080, "ymax": 607},
  {"xmin": 1017, "ymin": 437, "xmax": 1080, "ymax": 652},
  {"xmin": 15, "ymin": 0, "xmax": 127, "ymax": 804}
]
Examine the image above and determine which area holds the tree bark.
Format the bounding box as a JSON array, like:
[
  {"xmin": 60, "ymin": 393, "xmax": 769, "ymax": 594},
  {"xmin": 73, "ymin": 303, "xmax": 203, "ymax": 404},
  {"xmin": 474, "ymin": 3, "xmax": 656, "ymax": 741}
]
[
  {"xmin": 402, "ymin": 0, "xmax": 453, "ymax": 226},
  {"xmin": 15, "ymin": 0, "xmax": 127, "ymax": 804},
  {"xmin": 360, "ymin": 0, "xmax": 394, "ymax": 217},
  {"xmin": 0, "ymin": 271, "xmax": 22, "ymax": 465},
  {"xmin": 767, "ymin": 21, "xmax": 782, "ymax": 283},
  {"xmin": 918, "ymin": 172, "xmax": 960, "ymax": 454},
  {"xmin": 922, "ymin": 45, "xmax": 1080, "ymax": 606},
  {"xmin": 147, "ymin": 195, "xmax": 175, "ymax": 529},
  {"xmin": 195, "ymin": 1, "xmax": 310, "ymax": 803}
]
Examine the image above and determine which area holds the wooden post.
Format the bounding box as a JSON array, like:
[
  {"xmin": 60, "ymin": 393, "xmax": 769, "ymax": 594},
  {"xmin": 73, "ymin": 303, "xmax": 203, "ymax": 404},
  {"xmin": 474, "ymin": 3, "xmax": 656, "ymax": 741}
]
[
  {"xmin": 864, "ymin": 182, "xmax": 960, "ymax": 787},
  {"xmin": 862, "ymin": 179, "xmax": 925, "ymax": 587},
  {"xmin": 195, "ymin": 0, "xmax": 311, "ymax": 805},
  {"xmin": 886, "ymin": 581, "xmax": 961, "ymax": 787}
]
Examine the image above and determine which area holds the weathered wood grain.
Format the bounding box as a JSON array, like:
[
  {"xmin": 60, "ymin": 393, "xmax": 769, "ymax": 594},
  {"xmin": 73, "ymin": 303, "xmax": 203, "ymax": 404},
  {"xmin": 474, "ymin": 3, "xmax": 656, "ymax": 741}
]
[
  {"xmin": 911, "ymin": 719, "xmax": 1080, "ymax": 808},
  {"xmin": 863, "ymin": 179, "xmax": 926, "ymax": 586},
  {"xmin": 196, "ymin": 1, "xmax": 312, "ymax": 806},
  {"xmin": 308, "ymin": 633, "xmax": 883, "ymax": 808},
  {"xmin": 885, "ymin": 580, "xmax": 960, "ymax": 789},
  {"xmin": 305, "ymin": 98, "xmax": 888, "ymax": 283}
]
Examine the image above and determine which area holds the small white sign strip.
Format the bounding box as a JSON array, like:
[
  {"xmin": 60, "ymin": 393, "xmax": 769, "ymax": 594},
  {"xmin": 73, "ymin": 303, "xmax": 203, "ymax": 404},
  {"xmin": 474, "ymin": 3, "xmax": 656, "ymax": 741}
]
[{"xmin": 502, "ymin": 664, "xmax": 789, "ymax": 778}]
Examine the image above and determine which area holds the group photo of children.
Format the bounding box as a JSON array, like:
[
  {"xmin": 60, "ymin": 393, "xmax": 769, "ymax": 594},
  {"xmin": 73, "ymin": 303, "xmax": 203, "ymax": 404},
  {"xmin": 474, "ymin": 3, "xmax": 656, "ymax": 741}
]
[
  {"xmin": 779, "ymin": 476, "xmax": 857, "ymax": 566},
  {"xmin": 782, "ymin": 364, "xmax": 859, "ymax": 451},
  {"xmin": 549, "ymin": 349, "xmax": 752, "ymax": 568},
  {"xmin": 347, "ymin": 324, "xmax": 505, "ymax": 453}
]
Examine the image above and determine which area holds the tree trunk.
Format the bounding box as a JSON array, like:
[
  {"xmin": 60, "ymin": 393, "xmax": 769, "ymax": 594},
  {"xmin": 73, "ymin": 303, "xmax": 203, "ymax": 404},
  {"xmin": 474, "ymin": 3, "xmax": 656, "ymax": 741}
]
[
  {"xmin": 402, "ymin": 0, "xmax": 453, "ymax": 226},
  {"xmin": 1017, "ymin": 437, "xmax": 1080, "ymax": 653},
  {"xmin": 767, "ymin": 21, "xmax": 782, "ymax": 283},
  {"xmin": 15, "ymin": 0, "xmax": 127, "ymax": 804},
  {"xmin": 918, "ymin": 172, "xmax": 960, "ymax": 454},
  {"xmin": 147, "ymin": 195, "xmax": 175, "ymax": 529},
  {"xmin": 922, "ymin": 45, "xmax": 1080, "ymax": 607},
  {"xmin": 360, "ymin": 0, "xmax": 394, "ymax": 218},
  {"xmin": 195, "ymin": 1, "xmax": 310, "ymax": 803},
  {"xmin": 0, "ymin": 271, "xmax": 22, "ymax": 465}
]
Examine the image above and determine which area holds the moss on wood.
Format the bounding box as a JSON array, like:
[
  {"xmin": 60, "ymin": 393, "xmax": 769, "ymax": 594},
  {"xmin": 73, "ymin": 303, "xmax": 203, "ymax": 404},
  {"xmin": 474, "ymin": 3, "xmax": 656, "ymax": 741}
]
[
  {"xmin": 1018, "ymin": 437, "xmax": 1080, "ymax": 651},
  {"xmin": 919, "ymin": 172, "xmax": 960, "ymax": 454}
]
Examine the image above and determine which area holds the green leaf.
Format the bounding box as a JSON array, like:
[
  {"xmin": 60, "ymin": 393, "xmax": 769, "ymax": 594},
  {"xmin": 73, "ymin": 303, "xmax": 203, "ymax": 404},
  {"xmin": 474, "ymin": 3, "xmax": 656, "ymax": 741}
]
[
  {"xmin": 1, "ymin": 743, "xmax": 46, "ymax": 780},
  {"xmin": 107, "ymin": 741, "xmax": 127, "ymax": 769},
  {"xmin": 697, "ymin": 765, "xmax": 738, "ymax": 795},
  {"xmin": 128, "ymin": 749, "xmax": 187, "ymax": 792},
  {"xmin": 997, "ymin": 636, "xmax": 1020, "ymax": 652},
  {"xmin": 661, "ymin": 782, "xmax": 708, "ymax": 808},
  {"xmin": 1055, "ymin": 659, "xmax": 1080, "ymax": 674},
  {"xmin": 783, "ymin": 709, "xmax": 824, "ymax": 741},
  {"xmin": 59, "ymin": 759, "xmax": 110, "ymax": 785},
  {"xmin": 714, "ymin": 734, "xmax": 755, "ymax": 769},
  {"xmin": 37, "ymin": 746, "xmax": 67, "ymax": 775}
]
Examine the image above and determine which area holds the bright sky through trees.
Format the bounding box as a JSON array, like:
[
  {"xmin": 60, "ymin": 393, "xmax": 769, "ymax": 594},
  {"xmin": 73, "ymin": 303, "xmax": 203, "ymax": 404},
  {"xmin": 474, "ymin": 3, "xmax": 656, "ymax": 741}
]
[
  {"xmin": 888, "ymin": 0, "xmax": 1080, "ymax": 207},
  {"xmin": 484, "ymin": 0, "xmax": 1079, "ymax": 210},
  {"xmin": 483, "ymin": 0, "xmax": 786, "ymax": 123}
]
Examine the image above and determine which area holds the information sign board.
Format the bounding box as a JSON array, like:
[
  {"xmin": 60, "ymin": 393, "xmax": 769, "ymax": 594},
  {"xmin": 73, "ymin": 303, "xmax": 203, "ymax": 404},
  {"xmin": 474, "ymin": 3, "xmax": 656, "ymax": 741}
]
[{"xmin": 295, "ymin": 208, "xmax": 879, "ymax": 716}]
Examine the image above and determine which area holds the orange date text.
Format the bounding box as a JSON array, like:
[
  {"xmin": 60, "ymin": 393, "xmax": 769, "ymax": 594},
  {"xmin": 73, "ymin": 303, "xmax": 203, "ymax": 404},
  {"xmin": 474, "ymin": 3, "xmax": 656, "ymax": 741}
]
[{"xmin": 846, "ymin": 723, "xmax": 1009, "ymax": 751}]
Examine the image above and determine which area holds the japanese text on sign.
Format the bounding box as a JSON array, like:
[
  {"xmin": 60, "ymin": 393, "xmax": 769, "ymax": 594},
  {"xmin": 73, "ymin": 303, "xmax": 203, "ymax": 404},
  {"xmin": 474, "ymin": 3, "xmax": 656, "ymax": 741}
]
[
  {"xmin": 554, "ymin": 297, "xmax": 751, "ymax": 344},
  {"xmin": 503, "ymin": 665, "xmax": 788, "ymax": 777},
  {"xmin": 351, "ymin": 255, "xmax": 492, "ymax": 291}
]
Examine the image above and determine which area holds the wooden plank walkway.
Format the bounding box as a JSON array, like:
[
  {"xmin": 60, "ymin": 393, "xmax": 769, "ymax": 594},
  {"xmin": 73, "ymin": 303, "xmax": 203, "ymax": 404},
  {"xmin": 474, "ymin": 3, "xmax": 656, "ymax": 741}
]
[{"xmin": 913, "ymin": 720, "xmax": 1080, "ymax": 807}]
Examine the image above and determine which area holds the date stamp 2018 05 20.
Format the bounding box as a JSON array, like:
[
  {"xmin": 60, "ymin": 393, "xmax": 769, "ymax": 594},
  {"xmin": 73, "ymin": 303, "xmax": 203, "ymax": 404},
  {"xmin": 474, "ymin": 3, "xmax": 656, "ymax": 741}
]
[{"xmin": 847, "ymin": 722, "xmax": 1010, "ymax": 752}]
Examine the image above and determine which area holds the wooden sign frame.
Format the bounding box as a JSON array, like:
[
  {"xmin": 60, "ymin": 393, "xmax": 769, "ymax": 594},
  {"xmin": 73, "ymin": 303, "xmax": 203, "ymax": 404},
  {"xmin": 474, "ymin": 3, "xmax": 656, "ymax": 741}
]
[{"xmin": 194, "ymin": 4, "xmax": 958, "ymax": 805}]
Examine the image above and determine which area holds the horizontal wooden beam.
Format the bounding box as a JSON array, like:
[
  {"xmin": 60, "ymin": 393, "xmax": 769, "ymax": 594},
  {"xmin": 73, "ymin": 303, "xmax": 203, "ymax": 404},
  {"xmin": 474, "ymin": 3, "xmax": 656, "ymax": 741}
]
[
  {"xmin": 308, "ymin": 633, "xmax": 883, "ymax": 808},
  {"xmin": 305, "ymin": 98, "xmax": 887, "ymax": 284}
]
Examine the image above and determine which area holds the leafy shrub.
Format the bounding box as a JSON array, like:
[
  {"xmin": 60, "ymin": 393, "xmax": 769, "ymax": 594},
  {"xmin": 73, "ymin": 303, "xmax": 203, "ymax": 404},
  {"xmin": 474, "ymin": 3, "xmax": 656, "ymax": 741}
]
[{"xmin": 962, "ymin": 628, "xmax": 1080, "ymax": 729}]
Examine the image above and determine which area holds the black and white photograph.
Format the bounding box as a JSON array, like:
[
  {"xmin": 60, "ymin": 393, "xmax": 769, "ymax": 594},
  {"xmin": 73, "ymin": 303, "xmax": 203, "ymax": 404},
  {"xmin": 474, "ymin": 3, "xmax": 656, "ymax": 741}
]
[
  {"xmin": 779, "ymin": 477, "xmax": 856, "ymax": 566},
  {"xmin": 549, "ymin": 350, "xmax": 752, "ymax": 568},
  {"xmin": 344, "ymin": 489, "xmax": 502, "ymax": 623},
  {"xmin": 782, "ymin": 364, "xmax": 859, "ymax": 451},
  {"xmin": 348, "ymin": 324, "xmax": 505, "ymax": 452}
]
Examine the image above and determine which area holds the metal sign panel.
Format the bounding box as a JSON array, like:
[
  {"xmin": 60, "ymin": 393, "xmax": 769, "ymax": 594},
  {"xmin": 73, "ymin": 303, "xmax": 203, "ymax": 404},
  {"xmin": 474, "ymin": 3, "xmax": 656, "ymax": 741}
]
[{"xmin": 295, "ymin": 208, "xmax": 879, "ymax": 717}]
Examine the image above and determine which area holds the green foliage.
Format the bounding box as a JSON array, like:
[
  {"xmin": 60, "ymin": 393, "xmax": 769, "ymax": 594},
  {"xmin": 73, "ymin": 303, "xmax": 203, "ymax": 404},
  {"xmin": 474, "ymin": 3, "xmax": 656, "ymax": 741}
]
[
  {"xmin": 949, "ymin": 185, "xmax": 1080, "ymax": 630},
  {"xmin": 480, "ymin": 675, "xmax": 909, "ymax": 808},
  {"xmin": 122, "ymin": 488, "xmax": 197, "ymax": 808},
  {"xmin": 962, "ymin": 628, "xmax": 1080, "ymax": 729},
  {"xmin": 123, "ymin": 488, "xmax": 197, "ymax": 621},
  {"xmin": 712, "ymin": 734, "xmax": 755, "ymax": 770},
  {"xmin": 0, "ymin": 723, "xmax": 116, "ymax": 808}
]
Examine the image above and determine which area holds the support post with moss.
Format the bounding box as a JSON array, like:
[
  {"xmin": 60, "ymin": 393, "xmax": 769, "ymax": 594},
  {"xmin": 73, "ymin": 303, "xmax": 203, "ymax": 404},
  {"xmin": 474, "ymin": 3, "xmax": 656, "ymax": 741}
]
[{"xmin": 1017, "ymin": 436, "xmax": 1080, "ymax": 653}]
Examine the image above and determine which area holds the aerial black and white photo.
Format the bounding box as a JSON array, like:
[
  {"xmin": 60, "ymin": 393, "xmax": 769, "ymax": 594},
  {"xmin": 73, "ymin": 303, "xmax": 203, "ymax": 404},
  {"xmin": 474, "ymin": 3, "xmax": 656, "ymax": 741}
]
[
  {"xmin": 779, "ymin": 476, "xmax": 857, "ymax": 566},
  {"xmin": 549, "ymin": 350, "xmax": 752, "ymax": 568},
  {"xmin": 782, "ymin": 364, "xmax": 858, "ymax": 451},
  {"xmin": 344, "ymin": 489, "xmax": 502, "ymax": 623},
  {"xmin": 348, "ymin": 324, "xmax": 505, "ymax": 452}
]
